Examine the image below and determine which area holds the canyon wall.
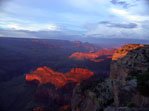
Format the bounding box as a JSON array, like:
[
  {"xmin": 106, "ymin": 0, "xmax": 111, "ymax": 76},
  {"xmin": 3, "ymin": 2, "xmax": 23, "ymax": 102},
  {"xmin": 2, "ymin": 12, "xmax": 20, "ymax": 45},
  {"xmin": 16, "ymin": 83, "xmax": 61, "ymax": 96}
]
[
  {"xmin": 110, "ymin": 44, "xmax": 149, "ymax": 107},
  {"xmin": 71, "ymin": 44, "xmax": 149, "ymax": 111}
]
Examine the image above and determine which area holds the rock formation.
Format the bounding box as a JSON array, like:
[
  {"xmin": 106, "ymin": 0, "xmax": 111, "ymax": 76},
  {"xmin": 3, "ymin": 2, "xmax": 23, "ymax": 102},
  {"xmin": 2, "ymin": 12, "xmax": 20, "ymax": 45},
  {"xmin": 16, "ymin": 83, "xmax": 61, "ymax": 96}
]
[
  {"xmin": 71, "ymin": 44, "xmax": 149, "ymax": 111},
  {"xmin": 110, "ymin": 44, "xmax": 149, "ymax": 108},
  {"xmin": 69, "ymin": 49, "xmax": 115, "ymax": 62},
  {"xmin": 112, "ymin": 44, "xmax": 144, "ymax": 60},
  {"xmin": 71, "ymin": 79, "xmax": 113, "ymax": 111},
  {"xmin": 25, "ymin": 67, "xmax": 94, "ymax": 111},
  {"xmin": 26, "ymin": 67, "xmax": 94, "ymax": 88}
]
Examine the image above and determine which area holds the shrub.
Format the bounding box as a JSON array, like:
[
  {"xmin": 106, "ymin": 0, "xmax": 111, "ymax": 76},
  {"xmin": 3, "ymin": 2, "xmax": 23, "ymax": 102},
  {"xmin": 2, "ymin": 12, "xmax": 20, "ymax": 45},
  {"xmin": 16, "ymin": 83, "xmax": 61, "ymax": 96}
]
[
  {"xmin": 127, "ymin": 102, "xmax": 136, "ymax": 108},
  {"xmin": 136, "ymin": 72, "xmax": 149, "ymax": 97}
]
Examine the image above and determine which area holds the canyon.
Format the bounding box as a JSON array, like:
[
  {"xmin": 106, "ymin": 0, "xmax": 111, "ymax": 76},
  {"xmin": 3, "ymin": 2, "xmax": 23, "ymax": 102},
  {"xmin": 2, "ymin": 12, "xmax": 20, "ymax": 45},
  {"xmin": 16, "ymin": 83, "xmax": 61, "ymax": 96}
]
[
  {"xmin": 0, "ymin": 38, "xmax": 110, "ymax": 111},
  {"xmin": 0, "ymin": 37, "xmax": 148, "ymax": 111},
  {"xmin": 25, "ymin": 44, "xmax": 149, "ymax": 111}
]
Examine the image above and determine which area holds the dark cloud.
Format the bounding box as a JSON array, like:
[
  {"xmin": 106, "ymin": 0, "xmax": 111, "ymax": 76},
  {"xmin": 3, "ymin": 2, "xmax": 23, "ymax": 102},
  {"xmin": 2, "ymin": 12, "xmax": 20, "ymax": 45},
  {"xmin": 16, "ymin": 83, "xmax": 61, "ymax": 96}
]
[
  {"xmin": 110, "ymin": 0, "xmax": 140, "ymax": 8},
  {"xmin": 0, "ymin": 29, "xmax": 82, "ymax": 40},
  {"xmin": 99, "ymin": 21, "xmax": 110, "ymax": 24},
  {"xmin": 111, "ymin": 0, "xmax": 149, "ymax": 15},
  {"xmin": 99, "ymin": 21, "xmax": 138, "ymax": 29},
  {"xmin": 0, "ymin": 0, "xmax": 8, "ymax": 4},
  {"xmin": 142, "ymin": 20, "xmax": 149, "ymax": 29},
  {"xmin": 111, "ymin": 0, "xmax": 130, "ymax": 8},
  {"xmin": 144, "ymin": 0, "xmax": 149, "ymax": 8},
  {"xmin": 109, "ymin": 23, "xmax": 138, "ymax": 28},
  {"xmin": 143, "ymin": 0, "xmax": 149, "ymax": 3},
  {"xmin": 0, "ymin": 0, "xmax": 10, "ymax": 8}
]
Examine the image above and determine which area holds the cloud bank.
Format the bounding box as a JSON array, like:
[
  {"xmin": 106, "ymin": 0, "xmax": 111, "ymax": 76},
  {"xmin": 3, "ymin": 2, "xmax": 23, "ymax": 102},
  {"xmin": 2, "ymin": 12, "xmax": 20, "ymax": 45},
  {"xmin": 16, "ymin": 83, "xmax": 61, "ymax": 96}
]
[{"xmin": 0, "ymin": 0, "xmax": 149, "ymax": 39}]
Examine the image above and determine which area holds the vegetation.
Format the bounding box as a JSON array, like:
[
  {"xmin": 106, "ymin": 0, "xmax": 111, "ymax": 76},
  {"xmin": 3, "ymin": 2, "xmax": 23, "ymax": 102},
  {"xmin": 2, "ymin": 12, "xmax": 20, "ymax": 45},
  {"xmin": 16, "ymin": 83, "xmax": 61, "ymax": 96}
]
[
  {"xmin": 127, "ymin": 102, "xmax": 136, "ymax": 108},
  {"xmin": 137, "ymin": 71, "xmax": 149, "ymax": 97},
  {"xmin": 79, "ymin": 76, "xmax": 104, "ymax": 92}
]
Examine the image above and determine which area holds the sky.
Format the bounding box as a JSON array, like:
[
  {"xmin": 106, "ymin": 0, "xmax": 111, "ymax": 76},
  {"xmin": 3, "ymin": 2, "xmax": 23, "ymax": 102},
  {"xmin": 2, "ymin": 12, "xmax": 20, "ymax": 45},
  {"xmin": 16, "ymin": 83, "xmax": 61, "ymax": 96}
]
[{"xmin": 0, "ymin": 0, "xmax": 149, "ymax": 39}]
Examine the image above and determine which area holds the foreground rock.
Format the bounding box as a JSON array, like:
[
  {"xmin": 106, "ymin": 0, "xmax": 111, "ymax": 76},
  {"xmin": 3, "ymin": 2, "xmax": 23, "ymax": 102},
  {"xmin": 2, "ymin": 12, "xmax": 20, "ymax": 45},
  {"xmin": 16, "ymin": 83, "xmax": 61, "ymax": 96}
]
[
  {"xmin": 111, "ymin": 44, "xmax": 149, "ymax": 107},
  {"xmin": 71, "ymin": 44, "xmax": 149, "ymax": 111},
  {"xmin": 71, "ymin": 78, "xmax": 113, "ymax": 111}
]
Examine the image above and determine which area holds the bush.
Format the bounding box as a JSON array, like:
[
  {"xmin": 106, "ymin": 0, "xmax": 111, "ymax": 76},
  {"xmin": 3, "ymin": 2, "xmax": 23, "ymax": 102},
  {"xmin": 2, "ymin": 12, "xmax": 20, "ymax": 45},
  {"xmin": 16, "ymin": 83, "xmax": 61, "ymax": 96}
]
[
  {"xmin": 127, "ymin": 102, "xmax": 136, "ymax": 108},
  {"xmin": 136, "ymin": 72, "xmax": 149, "ymax": 97}
]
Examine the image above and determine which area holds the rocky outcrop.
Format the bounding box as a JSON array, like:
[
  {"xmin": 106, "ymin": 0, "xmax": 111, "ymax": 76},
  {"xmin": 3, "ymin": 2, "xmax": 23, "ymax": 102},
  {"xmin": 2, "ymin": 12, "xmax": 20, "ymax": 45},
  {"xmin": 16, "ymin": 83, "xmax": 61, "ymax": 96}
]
[
  {"xmin": 71, "ymin": 79, "xmax": 113, "ymax": 111},
  {"xmin": 110, "ymin": 44, "xmax": 149, "ymax": 107},
  {"xmin": 112, "ymin": 44, "xmax": 144, "ymax": 61},
  {"xmin": 69, "ymin": 49, "xmax": 115, "ymax": 62},
  {"xmin": 26, "ymin": 67, "xmax": 94, "ymax": 88},
  {"xmin": 71, "ymin": 44, "xmax": 149, "ymax": 111},
  {"xmin": 25, "ymin": 67, "xmax": 94, "ymax": 111}
]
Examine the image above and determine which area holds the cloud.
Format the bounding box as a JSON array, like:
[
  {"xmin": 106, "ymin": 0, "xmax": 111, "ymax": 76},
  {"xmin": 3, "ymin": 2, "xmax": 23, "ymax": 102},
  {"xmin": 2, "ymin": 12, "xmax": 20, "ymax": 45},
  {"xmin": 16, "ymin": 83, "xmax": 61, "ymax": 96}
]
[
  {"xmin": 67, "ymin": 0, "xmax": 109, "ymax": 13},
  {"xmin": 0, "ymin": 29, "xmax": 83, "ymax": 40},
  {"xmin": 0, "ymin": 0, "xmax": 9, "ymax": 5},
  {"xmin": 110, "ymin": 23, "xmax": 137, "ymax": 28},
  {"xmin": 68, "ymin": 0, "xmax": 105, "ymax": 8},
  {"xmin": 99, "ymin": 21, "xmax": 138, "ymax": 28},
  {"xmin": 0, "ymin": 19, "xmax": 60, "ymax": 31},
  {"xmin": 0, "ymin": 0, "xmax": 148, "ymax": 40},
  {"xmin": 0, "ymin": 0, "xmax": 11, "ymax": 10},
  {"xmin": 111, "ymin": 8, "xmax": 128, "ymax": 15},
  {"xmin": 110, "ymin": 0, "xmax": 141, "ymax": 8},
  {"xmin": 144, "ymin": 0, "xmax": 149, "ymax": 4},
  {"xmin": 0, "ymin": 29, "xmax": 37, "ymax": 38},
  {"xmin": 142, "ymin": 20, "xmax": 149, "ymax": 29},
  {"xmin": 111, "ymin": 0, "xmax": 129, "ymax": 8},
  {"xmin": 6, "ymin": 23, "xmax": 59, "ymax": 31},
  {"xmin": 84, "ymin": 19, "xmax": 148, "ymax": 39},
  {"xmin": 111, "ymin": 8, "xmax": 149, "ymax": 21}
]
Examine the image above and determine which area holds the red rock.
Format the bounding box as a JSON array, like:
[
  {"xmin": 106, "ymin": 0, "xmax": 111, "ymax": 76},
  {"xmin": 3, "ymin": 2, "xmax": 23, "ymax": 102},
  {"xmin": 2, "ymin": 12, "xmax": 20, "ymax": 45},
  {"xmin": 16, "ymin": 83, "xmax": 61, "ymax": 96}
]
[
  {"xmin": 69, "ymin": 49, "xmax": 115, "ymax": 62},
  {"xmin": 26, "ymin": 67, "xmax": 94, "ymax": 88},
  {"xmin": 112, "ymin": 44, "xmax": 144, "ymax": 60}
]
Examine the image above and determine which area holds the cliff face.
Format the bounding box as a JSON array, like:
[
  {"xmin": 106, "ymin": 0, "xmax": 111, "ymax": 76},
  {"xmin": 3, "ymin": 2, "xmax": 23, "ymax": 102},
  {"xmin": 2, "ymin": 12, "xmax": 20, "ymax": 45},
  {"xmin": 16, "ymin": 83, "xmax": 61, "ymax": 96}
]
[
  {"xmin": 110, "ymin": 44, "xmax": 149, "ymax": 107},
  {"xmin": 71, "ymin": 44, "xmax": 149, "ymax": 111},
  {"xmin": 71, "ymin": 79, "xmax": 113, "ymax": 111},
  {"xmin": 112, "ymin": 44, "xmax": 144, "ymax": 61}
]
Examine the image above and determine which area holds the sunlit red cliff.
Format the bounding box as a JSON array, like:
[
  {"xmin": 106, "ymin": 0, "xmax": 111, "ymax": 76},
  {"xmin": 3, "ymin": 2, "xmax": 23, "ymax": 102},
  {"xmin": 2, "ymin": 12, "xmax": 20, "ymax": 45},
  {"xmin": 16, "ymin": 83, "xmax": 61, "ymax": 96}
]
[
  {"xmin": 112, "ymin": 44, "xmax": 144, "ymax": 60},
  {"xmin": 26, "ymin": 66, "xmax": 94, "ymax": 88},
  {"xmin": 69, "ymin": 49, "xmax": 115, "ymax": 62}
]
